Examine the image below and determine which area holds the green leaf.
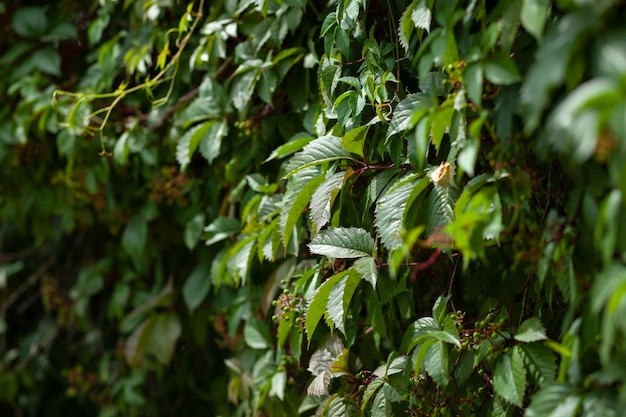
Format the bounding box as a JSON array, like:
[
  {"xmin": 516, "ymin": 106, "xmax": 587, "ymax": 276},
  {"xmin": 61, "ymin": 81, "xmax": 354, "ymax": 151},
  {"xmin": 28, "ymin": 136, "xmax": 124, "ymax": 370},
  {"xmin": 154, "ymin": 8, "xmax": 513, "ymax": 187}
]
[
  {"xmin": 353, "ymin": 256, "xmax": 378, "ymax": 288},
  {"xmin": 520, "ymin": 0, "xmax": 550, "ymax": 41},
  {"xmin": 386, "ymin": 93, "xmax": 434, "ymax": 139},
  {"xmin": 309, "ymin": 227, "xmax": 375, "ymax": 259},
  {"xmin": 548, "ymin": 78, "xmax": 622, "ymax": 163},
  {"xmin": 520, "ymin": 343, "xmax": 557, "ymax": 387},
  {"xmin": 121, "ymin": 215, "xmax": 148, "ymax": 270},
  {"xmin": 424, "ymin": 340, "xmax": 450, "ymax": 387},
  {"xmin": 431, "ymin": 104, "xmax": 454, "ymax": 152},
  {"xmin": 342, "ymin": 125, "xmax": 369, "ymax": 157},
  {"xmin": 184, "ymin": 213, "xmax": 205, "ymax": 250},
  {"xmin": 182, "ymin": 262, "xmax": 211, "ymax": 313},
  {"xmin": 412, "ymin": 0, "xmax": 432, "ymax": 32},
  {"xmin": 493, "ymin": 347, "xmax": 527, "ymax": 407},
  {"xmin": 176, "ymin": 123, "xmax": 208, "ymax": 170},
  {"xmin": 515, "ymin": 317, "xmax": 548, "ymax": 343},
  {"xmin": 327, "ymin": 270, "xmax": 359, "ymax": 335},
  {"xmin": 309, "ymin": 171, "xmax": 345, "ymax": 233},
  {"xmin": 400, "ymin": 317, "xmax": 438, "ymax": 353},
  {"xmin": 361, "ymin": 376, "xmax": 385, "ymax": 411},
  {"xmin": 524, "ymin": 384, "xmax": 578, "ymax": 417},
  {"xmin": 277, "ymin": 310, "xmax": 295, "ymax": 347},
  {"xmin": 226, "ymin": 235, "xmax": 256, "ymax": 284},
  {"xmin": 204, "ymin": 217, "xmax": 240, "ymax": 247},
  {"xmin": 243, "ymin": 317, "xmax": 271, "ymax": 349},
  {"xmin": 270, "ymin": 370, "xmax": 287, "ymax": 400},
  {"xmin": 125, "ymin": 313, "xmax": 182, "ymax": 366},
  {"xmin": 484, "ymin": 53, "xmax": 522, "ymax": 85},
  {"xmin": 198, "ymin": 119, "xmax": 228, "ymax": 164},
  {"xmin": 464, "ymin": 63, "xmax": 483, "ymax": 106},
  {"xmin": 326, "ymin": 395, "xmax": 349, "ymax": 416},
  {"xmin": 283, "ymin": 135, "xmax": 351, "ymax": 179},
  {"xmin": 305, "ymin": 272, "xmax": 346, "ymax": 344},
  {"xmin": 519, "ymin": 13, "xmax": 594, "ymax": 133},
  {"xmin": 371, "ymin": 388, "xmax": 392, "ymax": 417},
  {"xmin": 34, "ymin": 47, "xmax": 61, "ymax": 76},
  {"xmin": 375, "ymin": 174, "xmax": 430, "ymax": 251},
  {"xmin": 281, "ymin": 168, "xmax": 325, "ymax": 250},
  {"xmin": 264, "ymin": 135, "xmax": 313, "ymax": 163},
  {"xmin": 12, "ymin": 7, "xmax": 48, "ymax": 38}
]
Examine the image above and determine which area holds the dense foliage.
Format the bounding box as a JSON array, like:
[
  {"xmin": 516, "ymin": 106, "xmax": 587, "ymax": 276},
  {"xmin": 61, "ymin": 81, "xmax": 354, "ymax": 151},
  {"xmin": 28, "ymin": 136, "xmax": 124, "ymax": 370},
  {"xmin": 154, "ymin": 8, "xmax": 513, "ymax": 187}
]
[{"xmin": 1, "ymin": 0, "xmax": 626, "ymax": 415}]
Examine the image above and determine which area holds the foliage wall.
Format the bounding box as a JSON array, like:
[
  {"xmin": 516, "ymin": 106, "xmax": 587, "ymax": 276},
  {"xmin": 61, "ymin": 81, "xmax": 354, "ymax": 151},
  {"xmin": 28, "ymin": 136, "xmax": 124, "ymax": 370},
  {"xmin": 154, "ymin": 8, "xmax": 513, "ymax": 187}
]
[{"xmin": 1, "ymin": 0, "xmax": 626, "ymax": 416}]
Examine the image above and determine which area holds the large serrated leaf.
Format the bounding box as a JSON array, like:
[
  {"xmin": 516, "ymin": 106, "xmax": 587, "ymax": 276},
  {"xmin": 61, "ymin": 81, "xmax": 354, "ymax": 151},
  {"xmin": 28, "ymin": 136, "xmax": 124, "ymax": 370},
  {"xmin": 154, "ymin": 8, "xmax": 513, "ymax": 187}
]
[
  {"xmin": 305, "ymin": 272, "xmax": 347, "ymax": 344},
  {"xmin": 280, "ymin": 167, "xmax": 324, "ymax": 250},
  {"xmin": 493, "ymin": 347, "xmax": 527, "ymax": 407},
  {"xmin": 386, "ymin": 93, "xmax": 434, "ymax": 140},
  {"xmin": 264, "ymin": 135, "xmax": 313, "ymax": 163},
  {"xmin": 353, "ymin": 256, "xmax": 378, "ymax": 288},
  {"xmin": 520, "ymin": 343, "xmax": 557, "ymax": 387},
  {"xmin": 361, "ymin": 376, "xmax": 385, "ymax": 411},
  {"xmin": 524, "ymin": 383, "xmax": 577, "ymax": 417},
  {"xmin": 326, "ymin": 270, "xmax": 360, "ymax": 335},
  {"xmin": 309, "ymin": 171, "xmax": 346, "ymax": 233},
  {"xmin": 283, "ymin": 135, "xmax": 350, "ymax": 178},
  {"xmin": 375, "ymin": 174, "xmax": 430, "ymax": 251},
  {"xmin": 424, "ymin": 340, "xmax": 450, "ymax": 387},
  {"xmin": 309, "ymin": 227, "xmax": 375, "ymax": 259}
]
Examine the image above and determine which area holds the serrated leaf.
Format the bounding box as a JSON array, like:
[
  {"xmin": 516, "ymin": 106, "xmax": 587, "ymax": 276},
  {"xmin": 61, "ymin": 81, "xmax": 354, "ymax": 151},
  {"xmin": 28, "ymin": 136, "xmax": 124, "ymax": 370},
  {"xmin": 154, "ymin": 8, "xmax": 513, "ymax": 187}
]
[
  {"xmin": 493, "ymin": 347, "xmax": 527, "ymax": 407},
  {"xmin": 305, "ymin": 272, "xmax": 347, "ymax": 343},
  {"xmin": 182, "ymin": 262, "xmax": 211, "ymax": 312},
  {"xmin": 226, "ymin": 235, "xmax": 256, "ymax": 284},
  {"xmin": 204, "ymin": 217, "xmax": 240, "ymax": 247},
  {"xmin": 424, "ymin": 340, "xmax": 450, "ymax": 387},
  {"xmin": 264, "ymin": 135, "xmax": 313, "ymax": 162},
  {"xmin": 309, "ymin": 227, "xmax": 375, "ymax": 259},
  {"xmin": 515, "ymin": 317, "xmax": 547, "ymax": 342},
  {"xmin": 524, "ymin": 384, "xmax": 577, "ymax": 417},
  {"xmin": 353, "ymin": 256, "xmax": 378, "ymax": 288},
  {"xmin": 412, "ymin": 0, "xmax": 432, "ymax": 32},
  {"xmin": 280, "ymin": 167, "xmax": 324, "ymax": 250},
  {"xmin": 375, "ymin": 174, "xmax": 430, "ymax": 251},
  {"xmin": 371, "ymin": 388, "xmax": 392, "ymax": 417},
  {"xmin": 283, "ymin": 135, "xmax": 350, "ymax": 179},
  {"xmin": 342, "ymin": 125, "xmax": 369, "ymax": 157},
  {"xmin": 326, "ymin": 395, "xmax": 350, "ymax": 416},
  {"xmin": 326, "ymin": 270, "xmax": 360, "ymax": 335},
  {"xmin": 400, "ymin": 316, "xmax": 438, "ymax": 352},
  {"xmin": 520, "ymin": 343, "xmax": 557, "ymax": 387},
  {"xmin": 361, "ymin": 376, "xmax": 385, "ymax": 411},
  {"xmin": 309, "ymin": 171, "xmax": 346, "ymax": 233},
  {"xmin": 386, "ymin": 93, "xmax": 434, "ymax": 139}
]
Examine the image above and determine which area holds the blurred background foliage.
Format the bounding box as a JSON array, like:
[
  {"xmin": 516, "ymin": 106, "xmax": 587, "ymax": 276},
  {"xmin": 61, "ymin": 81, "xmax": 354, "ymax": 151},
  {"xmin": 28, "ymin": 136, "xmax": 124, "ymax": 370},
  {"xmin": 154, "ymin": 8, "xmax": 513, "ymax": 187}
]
[{"xmin": 1, "ymin": 0, "xmax": 626, "ymax": 416}]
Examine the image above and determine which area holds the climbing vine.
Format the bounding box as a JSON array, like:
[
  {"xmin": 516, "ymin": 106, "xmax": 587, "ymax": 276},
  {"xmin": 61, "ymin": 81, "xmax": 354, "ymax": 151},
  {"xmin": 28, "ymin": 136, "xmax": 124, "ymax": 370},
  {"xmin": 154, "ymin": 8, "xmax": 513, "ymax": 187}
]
[{"xmin": 1, "ymin": 0, "xmax": 626, "ymax": 416}]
